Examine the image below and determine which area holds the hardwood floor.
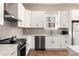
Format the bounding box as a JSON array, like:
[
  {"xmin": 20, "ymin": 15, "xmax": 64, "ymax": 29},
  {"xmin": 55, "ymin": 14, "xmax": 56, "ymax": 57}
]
[{"xmin": 28, "ymin": 50, "xmax": 68, "ymax": 56}]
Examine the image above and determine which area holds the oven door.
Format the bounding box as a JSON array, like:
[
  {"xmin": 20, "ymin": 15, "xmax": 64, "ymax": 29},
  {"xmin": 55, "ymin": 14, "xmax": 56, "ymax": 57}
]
[{"xmin": 18, "ymin": 44, "xmax": 26, "ymax": 56}]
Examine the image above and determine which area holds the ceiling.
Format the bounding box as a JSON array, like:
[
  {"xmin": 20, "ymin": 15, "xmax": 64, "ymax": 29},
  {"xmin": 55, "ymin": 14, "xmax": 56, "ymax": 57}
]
[
  {"xmin": 23, "ymin": 3, "xmax": 79, "ymax": 11},
  {"xmin": 23, "ymin": 3, "xmax": 79, "ymax": 6}
]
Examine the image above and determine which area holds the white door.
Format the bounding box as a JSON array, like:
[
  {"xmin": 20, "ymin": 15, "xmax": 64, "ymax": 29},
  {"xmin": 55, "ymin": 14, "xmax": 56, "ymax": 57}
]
[{"xmin": 73, "ymin": 22, "xmax": 79, "ymax": 45}]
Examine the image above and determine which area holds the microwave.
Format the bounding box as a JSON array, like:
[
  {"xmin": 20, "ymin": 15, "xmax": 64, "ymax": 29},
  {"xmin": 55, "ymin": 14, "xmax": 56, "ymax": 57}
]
[{"xmin": 61, "ymin": 30, "xmax": 68, "ymax": 35}]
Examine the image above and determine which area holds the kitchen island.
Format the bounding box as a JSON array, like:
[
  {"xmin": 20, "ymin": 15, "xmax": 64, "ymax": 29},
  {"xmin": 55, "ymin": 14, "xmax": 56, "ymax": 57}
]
[
  {"xmin": 0, "ymin": 44, "xmax": 18, "ymax": 56},
  {"xmin": 68, "ymin": 45, "xmax": 79, "ymax": 56}
]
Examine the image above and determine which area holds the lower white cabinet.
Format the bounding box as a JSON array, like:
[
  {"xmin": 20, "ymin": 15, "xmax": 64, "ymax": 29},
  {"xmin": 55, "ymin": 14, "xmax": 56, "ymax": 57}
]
[
  {"xmin": 27, "ymin": 36, "xmax": 35, "ymax": 49},
  {"xmin": 5, "ymin": 44, "xmax": 18, "ymax": 56},
  {"xmin": 61, "ymin": 37, "xmax": 71, "ymax": 49},
  {"xmin": 26, "ymin": 44, "xmax": 30, "ymax": 56},
  {"xmin": 26, "ymin": 36, "xmax": 71, "ymax": 50},
  {"xmin": 45, "ymin": 37, "xmax": 62, "ymax": 50},
  {"xmin": 0, "ymin": 44, "xmax": 18, "ymax": 56},
  {"xmin": 45, "ymin": 36, "xmax": 71, "ymax": 50}
]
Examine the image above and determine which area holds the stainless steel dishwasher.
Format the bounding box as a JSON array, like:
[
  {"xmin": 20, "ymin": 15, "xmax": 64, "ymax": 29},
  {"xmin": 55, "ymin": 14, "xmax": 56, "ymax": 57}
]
[{"xmin": 35, "ymin": 36, "xmax": 45, "ymax": 50}]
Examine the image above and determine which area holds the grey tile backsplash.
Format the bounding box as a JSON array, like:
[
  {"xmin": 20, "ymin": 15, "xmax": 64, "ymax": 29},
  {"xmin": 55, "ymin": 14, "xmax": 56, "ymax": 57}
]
[
  {"xmin": 0, "ymin": 21, "xmax": 23, "ymax": 39},
  {"xmin": 23, "ymin": 28, "xmax": 61, "ymax": 36}
]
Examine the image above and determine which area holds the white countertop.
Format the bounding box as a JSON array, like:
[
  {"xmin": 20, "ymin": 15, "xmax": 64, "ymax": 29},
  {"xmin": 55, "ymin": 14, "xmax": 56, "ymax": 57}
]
[
  {"xmin": 16, "ymin": 34, "xmax": 70, "ymax": 37},
  {"xmin": 68, "ymin": 45, "xmax": 79, "ymax": 54},
  {"xmin": 0, "ymin": 44, "xmax": 18, "ymax": 56}
]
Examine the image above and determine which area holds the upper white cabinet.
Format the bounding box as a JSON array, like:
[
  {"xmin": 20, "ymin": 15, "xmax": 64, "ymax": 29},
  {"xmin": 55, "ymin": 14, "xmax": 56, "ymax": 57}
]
[
  {"xmin": 44, "ymin": 12, "xmax": 58, "ymax": 29},
  {"xmin": 58, "ymin": 10, "xmax": 70, "ymax": 28},
  {"xmin": 18, "ymin": 3, "xmax": 24, "ymax": 21},
  {"xmin": 20, "ymin": 6, "xmax": 26, "ymax": 27},
  {"xmin": 30, "ymin": 11, "xmax": 45, "ymax": 28},
  {"xmin": 17, "ymin": 3, "xmax": 26, "ymax": 27},
  {"xmin": 0, "ymin": 3, "xmax": 4, "ymax": 25},
  {"xmin": 71, "ymin": 10, "xmax": 79, "ymax": 20},
  {"xmin": 24, "ymin": 9, "xmax": 31, "ymax": 28}
]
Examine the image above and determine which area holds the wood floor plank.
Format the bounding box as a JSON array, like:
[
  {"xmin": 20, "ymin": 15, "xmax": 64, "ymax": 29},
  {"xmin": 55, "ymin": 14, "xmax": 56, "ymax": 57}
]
[{"xmin": 28, "ymin": 50, "xmax": 68, "ymax": 56}]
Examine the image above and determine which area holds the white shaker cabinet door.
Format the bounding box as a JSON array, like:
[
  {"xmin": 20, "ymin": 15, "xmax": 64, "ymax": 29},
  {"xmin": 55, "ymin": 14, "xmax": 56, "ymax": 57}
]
[
  {"xmin": 51, "ymin": 37, "xmax": 61, "ymax": 49},
  {"xmin": 25, "ymin": 10, "xmax": 31, "ymax": 28},
  {"xmin": 0, "ymin": 3, "xmax": 4, "ymax": 25},
  {"xmin": 29, "ymin": 36, "xmax": 35, "ymax": 49},
  {"xmin": 45, "ymin": 37, "xmax": 52, "ymax": 49},
  {"xmin": 61, "ymin": 37, "xmax": 71, "ymax": 49},
  {"xmin": 58, "ymin": 11, "xmax": 70, "ymax": 28},
  {"xmin": 71, "ymin": 10, "xmax": 79, "ymax": 20},
  {"xmin": 30, "ymin": 11, "xmax": 44, "ymax": 28},
  {"xmin": 46, "ymin": 37, "xmax": 61, "ymax": 50}
]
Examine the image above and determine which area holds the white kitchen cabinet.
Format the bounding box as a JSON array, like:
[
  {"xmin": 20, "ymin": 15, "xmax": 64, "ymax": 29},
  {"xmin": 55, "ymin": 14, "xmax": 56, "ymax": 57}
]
[
  {"xmin": 0, "ymin": 3, "xmax": 4, "ymax": 25},
  {"xmin": 24, "ymin": 9, "xmax": 31, "ymax": 28},
  {"xmin": 26, "ymin": 36, "xmax": 35, "ymax": 49},
  {"xmin": 46, "ymin": 36, "xmax": 71, "ymax": 50},
  {"xmin": 26, "ymin": 44, "xmax": 30, "ymax": 56},
  {"xmin": 44, "ymin": 13, "xmax": 58, "ymax": 29},
  {"xmin": 58, "ymin": 10, "xmax": 70, "ymax": 28},
  {"xmin": 71, "ymin": 10, "xmax": 79, "ymax": 20},
  {"xmin": 61, "ymin": 36, "xmax": 71, "ymax": 49},
  {"xmin": 6, "ymin": 45, "xmax": 17, "ymax": 56},
  {"xmin": 30, "ymin": 11, "xmax": 45, "ymax": 28},
  {"xmin": 0, "ymin": 44, "xmax": 18, "ymax": 56},
  {"xmin": 21, "ymin": 7, "xmax": 26, "ymax": 27},
  {"xmin": 30, "ymin": 36, "xmax": 35, "ymax": 49},
  {"xmin": 18, "ymin": 4, "xmax": 31, "ymax": 28},
  {"xmin": 18, "ymin": 3, "xmax": 24, "ymax": 21},
  {"xmin": 45, "ymin": 37, "xmax": 62, "ymax": 50},
  {"xmin": 18, "ymin": 3, "xmax": 26, "ymax": 27}
]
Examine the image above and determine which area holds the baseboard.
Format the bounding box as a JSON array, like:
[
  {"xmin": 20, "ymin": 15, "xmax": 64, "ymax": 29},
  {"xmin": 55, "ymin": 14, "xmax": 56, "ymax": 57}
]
[{"xmin": 30, "ymin": 48, "xmax": 67, "ymax": 50}]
